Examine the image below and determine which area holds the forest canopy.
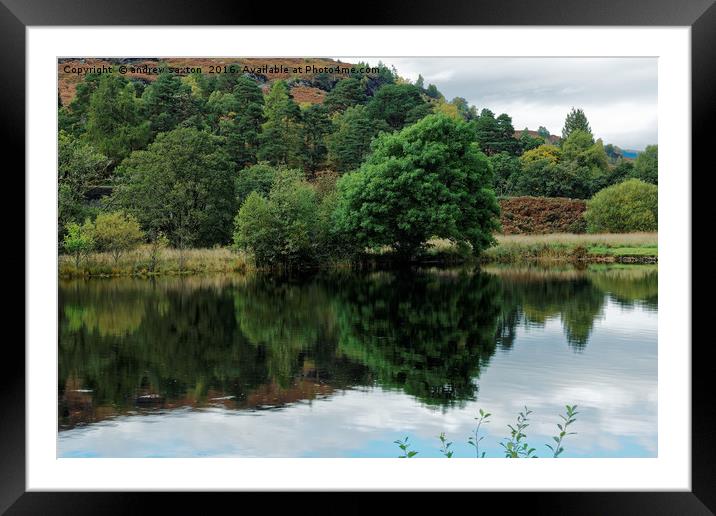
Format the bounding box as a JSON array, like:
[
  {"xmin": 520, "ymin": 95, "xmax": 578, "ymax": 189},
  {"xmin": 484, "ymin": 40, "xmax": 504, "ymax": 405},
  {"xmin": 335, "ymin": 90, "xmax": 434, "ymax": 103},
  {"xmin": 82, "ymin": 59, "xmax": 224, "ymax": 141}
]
[{"xmin": 58, "ymin": 59, "xmax": 658, "ymax": 266}]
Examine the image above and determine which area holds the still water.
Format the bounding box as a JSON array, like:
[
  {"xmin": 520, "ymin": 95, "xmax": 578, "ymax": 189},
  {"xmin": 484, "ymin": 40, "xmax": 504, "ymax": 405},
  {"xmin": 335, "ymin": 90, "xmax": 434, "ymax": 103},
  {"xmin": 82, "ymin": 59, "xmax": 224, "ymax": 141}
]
[{"xmin": 58, "ymin": 265, "xmax": 657, "ymax": 458}]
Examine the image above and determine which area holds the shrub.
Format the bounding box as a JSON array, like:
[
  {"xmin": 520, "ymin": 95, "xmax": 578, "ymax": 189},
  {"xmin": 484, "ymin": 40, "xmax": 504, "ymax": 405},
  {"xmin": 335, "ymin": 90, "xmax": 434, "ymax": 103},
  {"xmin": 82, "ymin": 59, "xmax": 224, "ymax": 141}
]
[
  {"xmin": 234, "ymin": 172, "xmax": 329, "ymax": 267},
  {"xmin": 91, "ymin": 211, "xmax": 145, "ymax": 262},
  {"xmin": 584, "ymin": 179, "xmax": 657, "ymax": 233},
  {"xmin": 63, "ymin": 220, "xmax": 95, "ymax": 268},
  {"xmin": 499, "ymin": 197, "xmax": 587, "ymax": 234}
]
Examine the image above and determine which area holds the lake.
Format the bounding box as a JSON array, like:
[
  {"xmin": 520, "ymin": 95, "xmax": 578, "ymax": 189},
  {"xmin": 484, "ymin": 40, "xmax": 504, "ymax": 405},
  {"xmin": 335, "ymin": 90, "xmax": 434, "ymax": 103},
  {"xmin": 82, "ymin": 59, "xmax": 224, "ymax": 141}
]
[{"xmin": 58, "ymin": 264, "xmax": 657, "ymax": 458}]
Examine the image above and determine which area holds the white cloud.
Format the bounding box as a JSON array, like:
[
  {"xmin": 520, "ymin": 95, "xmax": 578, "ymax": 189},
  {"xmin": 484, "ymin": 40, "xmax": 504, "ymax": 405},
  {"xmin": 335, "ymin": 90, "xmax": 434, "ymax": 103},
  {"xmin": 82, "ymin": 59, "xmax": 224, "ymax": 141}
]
[{"xmin": 340, "ymin": 57, "xmax": 657, "ymax": 150}]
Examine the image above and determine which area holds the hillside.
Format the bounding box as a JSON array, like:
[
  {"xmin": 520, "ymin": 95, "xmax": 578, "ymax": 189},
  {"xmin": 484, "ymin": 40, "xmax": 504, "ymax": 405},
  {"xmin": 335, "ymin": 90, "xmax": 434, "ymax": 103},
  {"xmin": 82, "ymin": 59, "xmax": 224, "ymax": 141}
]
[{"xmin": 58, "ymin": 57, "xmax": 363, "ymax": 106}]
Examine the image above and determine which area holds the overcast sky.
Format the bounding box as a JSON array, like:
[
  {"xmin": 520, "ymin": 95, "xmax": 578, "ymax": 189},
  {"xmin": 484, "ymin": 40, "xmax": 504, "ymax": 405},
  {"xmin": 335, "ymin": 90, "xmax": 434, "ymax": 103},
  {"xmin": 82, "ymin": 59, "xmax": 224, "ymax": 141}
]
[{"xmin": 341, "ymin": 57, "xmax": 657, "ymax": 150}]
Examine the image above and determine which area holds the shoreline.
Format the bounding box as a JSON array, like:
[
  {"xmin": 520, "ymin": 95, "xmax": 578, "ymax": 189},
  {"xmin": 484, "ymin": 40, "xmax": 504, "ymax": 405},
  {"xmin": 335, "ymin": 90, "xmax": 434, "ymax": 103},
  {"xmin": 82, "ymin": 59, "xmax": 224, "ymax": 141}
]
[{"xmin": 59, "ymin": 232, "xmax": 658, "ymax": 279}]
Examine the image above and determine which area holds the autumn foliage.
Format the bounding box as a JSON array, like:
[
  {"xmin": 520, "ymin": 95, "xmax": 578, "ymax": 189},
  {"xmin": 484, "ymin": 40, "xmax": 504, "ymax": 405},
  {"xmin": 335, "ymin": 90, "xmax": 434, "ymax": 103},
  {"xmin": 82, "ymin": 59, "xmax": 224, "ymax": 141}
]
[{"xmin": 499, "ymin": 196, "xmax": 587, "ymax": 234}]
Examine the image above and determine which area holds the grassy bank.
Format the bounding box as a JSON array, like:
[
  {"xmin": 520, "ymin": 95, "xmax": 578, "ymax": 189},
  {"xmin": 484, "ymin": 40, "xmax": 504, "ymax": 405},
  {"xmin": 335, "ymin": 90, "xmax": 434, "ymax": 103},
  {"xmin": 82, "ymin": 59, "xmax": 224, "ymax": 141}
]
[
  {"xmin": 59, "ymin": 232, "xmax": 658, "ymax": 278},
  {"xmin": 59, "ymin": 246, "xmax": 250, "ymax": 278},
  {"xmin": 481, "ymin": 232, "xmax": 657, "ymax": 264}
]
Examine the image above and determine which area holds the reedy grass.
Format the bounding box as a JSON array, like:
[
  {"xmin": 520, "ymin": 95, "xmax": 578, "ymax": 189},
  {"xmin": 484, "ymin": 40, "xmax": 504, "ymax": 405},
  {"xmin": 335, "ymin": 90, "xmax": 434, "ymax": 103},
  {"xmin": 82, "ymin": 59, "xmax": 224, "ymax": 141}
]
[
  {"xmin": 59, "ymin": 245, "xmax": 249, "ymax": 278},
  {"xmin": 59, "ymin": 232, "xmax": 658, "ymax": 278}
]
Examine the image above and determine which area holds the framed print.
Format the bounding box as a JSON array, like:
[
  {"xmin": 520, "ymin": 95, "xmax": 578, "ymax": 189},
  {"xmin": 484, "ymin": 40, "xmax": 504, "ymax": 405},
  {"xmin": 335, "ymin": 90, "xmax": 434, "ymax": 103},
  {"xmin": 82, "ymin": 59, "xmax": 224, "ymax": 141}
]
[{"xmin": 6, "ymin": 0, "xmax": 714, "ymax": 512}]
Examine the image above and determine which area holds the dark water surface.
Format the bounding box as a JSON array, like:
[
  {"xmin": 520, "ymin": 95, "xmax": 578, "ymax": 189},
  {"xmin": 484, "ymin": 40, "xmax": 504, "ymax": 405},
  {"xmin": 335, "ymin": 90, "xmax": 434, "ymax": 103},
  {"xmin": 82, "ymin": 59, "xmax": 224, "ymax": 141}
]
[{"xmin": 58, "ymin": 265, "xmax": 657, "ymax": 458}]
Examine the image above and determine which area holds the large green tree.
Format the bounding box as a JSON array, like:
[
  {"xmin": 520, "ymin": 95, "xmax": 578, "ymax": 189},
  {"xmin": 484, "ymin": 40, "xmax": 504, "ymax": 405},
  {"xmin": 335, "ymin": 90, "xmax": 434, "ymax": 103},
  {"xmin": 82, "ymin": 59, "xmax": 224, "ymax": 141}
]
[
  {"xmin": 335, "ymin": 114, "xmax": 500, "ymax": 259},
  {"xmin": 141, "ymin": 72, "xmax": 197, "ymax": 136},
  {"xmin": 257, "ymin": 81, "xmax": 303, "ymax": 167},
  {"xmin": 366, "ymin": 83, "xmax": 431, "ymax": 131},
  {"xmin": 327, "ymin": 105, "xmax": 377, "ymax": 173},
  {"xmin": 111, "ymin": 127, "xmax": 236, "ymax": 247},
  {"xmin": 472, "ymin": 109, "xmax": 520, "ymax": 156},
  {"xmin": 324, "ymin": 78, "xmax": 366, "ymax": 113},
  {"xmin": 300, "ymin": 104, "xmax": 332, "ymax": 172},
  {"xmin": 83, "ymin": 74, "xmax": 150, "ymax": 164},
  {"xmin": 221, "ymin": 76, "xmax": 265, "ymax": 169}
]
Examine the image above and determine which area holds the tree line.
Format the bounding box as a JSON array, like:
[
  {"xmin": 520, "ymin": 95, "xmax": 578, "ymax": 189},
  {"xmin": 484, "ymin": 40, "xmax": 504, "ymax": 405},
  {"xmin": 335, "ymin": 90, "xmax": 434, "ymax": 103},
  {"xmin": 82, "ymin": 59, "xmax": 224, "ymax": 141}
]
[{"xmin": 58, "ymin": 62, "xmax": 658, "ymax": 267}]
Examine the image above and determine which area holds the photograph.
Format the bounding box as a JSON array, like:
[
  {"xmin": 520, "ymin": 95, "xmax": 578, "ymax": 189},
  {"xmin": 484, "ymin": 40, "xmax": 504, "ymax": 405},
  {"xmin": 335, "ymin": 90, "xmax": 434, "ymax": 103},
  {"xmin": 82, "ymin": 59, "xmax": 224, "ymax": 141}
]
[{"xmin": 56, "ymin": 56, "xmax": 659, "ymax": 459}]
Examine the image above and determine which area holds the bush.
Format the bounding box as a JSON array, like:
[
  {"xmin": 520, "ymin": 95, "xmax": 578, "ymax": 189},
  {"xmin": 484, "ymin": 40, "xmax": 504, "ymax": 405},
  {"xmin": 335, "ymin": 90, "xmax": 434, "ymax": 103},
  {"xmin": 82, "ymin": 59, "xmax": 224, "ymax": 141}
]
[
  {"xmin": 63, "ymin": 220, "xmax": 95, "ymax": 268},
  {"xmin": 234, "ymin": 172, "xmax": 339, "ymax": 267},
  {"xmin": 584, "ymin": 179, "xmax": 657, "ymax": 233},
  {"xmin": 499, "ymin": 197, "xmax": 587, "ymax": 234},
  {"xmin": 91, "ymin": 211, "xmax": 145, "ymax": 262}
]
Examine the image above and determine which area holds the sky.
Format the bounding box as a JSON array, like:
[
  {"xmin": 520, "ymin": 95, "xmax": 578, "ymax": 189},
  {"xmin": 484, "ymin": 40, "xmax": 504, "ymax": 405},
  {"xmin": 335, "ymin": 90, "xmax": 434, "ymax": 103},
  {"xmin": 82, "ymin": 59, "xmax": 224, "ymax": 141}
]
[{"xmin": 341, "ymin": 57, "xmax": 657, "ymax": 150}]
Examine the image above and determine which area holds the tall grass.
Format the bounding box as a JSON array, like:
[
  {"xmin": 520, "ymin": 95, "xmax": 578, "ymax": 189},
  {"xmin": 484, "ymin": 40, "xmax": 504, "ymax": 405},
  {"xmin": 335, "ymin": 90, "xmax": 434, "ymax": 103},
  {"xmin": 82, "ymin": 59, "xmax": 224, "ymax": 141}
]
[
  {"xmin": 483, "ymin": 232, "xmax": 657, "ymax": 263},
  {"xmin": 59, "ymin": 245, "xmax": 249, "ymax": 278}
]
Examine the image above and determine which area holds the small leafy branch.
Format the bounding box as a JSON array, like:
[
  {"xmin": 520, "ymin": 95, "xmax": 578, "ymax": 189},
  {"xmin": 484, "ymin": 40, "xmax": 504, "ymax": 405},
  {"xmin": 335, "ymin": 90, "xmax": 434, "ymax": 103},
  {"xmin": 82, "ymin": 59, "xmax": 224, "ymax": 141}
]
[
  {"xmin": 467, "ymin": 408, "xmax": 491, "ymax": 458},
  {"xmin": 438, "ymin": 432, "xmax": 454, "ymax": 458},
  {"xmin": 394, "ymin": 405, "xmax": 578, "ymax": 458},
  {"xmin": 394, "ymin": 436, "xmax": 418, "ymax": 458},
  {"xmin": 500, "ymin": 406, "xmax": 537, "ymax": 458},
  {"xmin": 546, "ymin": 404, "xmax": 579, "ymax": 458}
]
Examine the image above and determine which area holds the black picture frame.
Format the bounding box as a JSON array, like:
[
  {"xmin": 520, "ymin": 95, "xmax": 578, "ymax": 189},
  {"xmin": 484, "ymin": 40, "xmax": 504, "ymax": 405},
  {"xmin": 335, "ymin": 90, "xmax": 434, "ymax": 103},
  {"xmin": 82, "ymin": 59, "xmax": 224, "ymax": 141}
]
[{"xmin": 5, "ymin": 0, "xmax": 713, "ymax": 512}]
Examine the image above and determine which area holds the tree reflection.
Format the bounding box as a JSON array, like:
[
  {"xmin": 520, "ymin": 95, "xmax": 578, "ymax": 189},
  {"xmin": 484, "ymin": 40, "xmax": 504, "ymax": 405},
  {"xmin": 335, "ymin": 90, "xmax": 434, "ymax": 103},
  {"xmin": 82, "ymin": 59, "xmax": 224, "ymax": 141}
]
[{"xmin": 58, "ymin": 265, "xmax": 658, "ymax": 428}]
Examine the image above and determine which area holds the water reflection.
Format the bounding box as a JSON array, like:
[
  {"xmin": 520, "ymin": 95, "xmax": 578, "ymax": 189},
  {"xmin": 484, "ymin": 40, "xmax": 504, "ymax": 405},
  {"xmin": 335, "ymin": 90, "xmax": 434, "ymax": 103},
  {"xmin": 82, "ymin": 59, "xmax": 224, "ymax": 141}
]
[{"xmin": 58, "ymin": 265, "xmax": 657, "ymax": 457}]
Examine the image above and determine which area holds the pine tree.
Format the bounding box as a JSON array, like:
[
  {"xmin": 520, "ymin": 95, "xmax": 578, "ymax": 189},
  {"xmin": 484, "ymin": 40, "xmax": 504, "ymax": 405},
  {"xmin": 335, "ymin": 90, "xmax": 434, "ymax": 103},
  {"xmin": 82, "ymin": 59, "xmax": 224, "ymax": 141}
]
[
  {"xmin": 84, "ymin": 74, "xmax": 149, "ymax": 164},
  {"xmin": 257, "ymin": 81, "xmax": 303, "ymax": 167},
  {"xmin": 561, "ymin": 107, "xmax": 592, "ymax": 140},
  {"xmin": 142, "ymin": 72, "xmax": 197, "ymax": 136},
  {"xmin": 224, "ymin": 76, "xmax": 265, "ymax": 169}
]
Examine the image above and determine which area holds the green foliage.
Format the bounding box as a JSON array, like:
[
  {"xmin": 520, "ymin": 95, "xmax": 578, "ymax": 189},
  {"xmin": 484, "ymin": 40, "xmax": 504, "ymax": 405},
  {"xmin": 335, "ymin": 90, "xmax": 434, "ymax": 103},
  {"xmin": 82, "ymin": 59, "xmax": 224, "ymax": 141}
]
[
  {"xmin": 518, "ymin": 129, "xmax": 544, "ymax": 152},
  {"xmin": 225, "ymin": 77, "xmax": 265, "ymax": 168},
  {"xmin": 366, "ymin": 83, "xmax": 431, "ymax": 131},
  {"xmin": 515, "ymin": 160, "xmax": 590, "ymax": 198},
  {"xmin": 473, "ymin": 109, "xmax": 520, "ymax": 156},
  {"xmin": 323, "ymin": 78, "xmax": 366, "ymax": 112},
  {"xmin": 83, "ymin": 73, "xmax": 150, "ymax": 164},
  {"xmin": 520, "ymin": 144, "xmax": 561, "ymax": 165},
  {"xmin": 633, "ymin": 144, "xmax": 658, "ymax": 184},
  {"xmin": 326, "ymin": 105, "xmax": 377, "ymax": 173},
  {"xmin": 112, "ymin": 127, "xmax": 236, "ymax": 247},
  {"xmin": 490, "ymin": 152, "xmax": 521, "ymax": 197},
  {"xmin": 537, "ymin": 126, "xmax": 551, "ymax": 139},
  {"xmin": 141, "ymin": 71, "xmax": 197, "ymax": 136},
  {"xmin": 63, "ymin": 220, "xmax": 95, "ymax": 268},
  {"xmin": 394, "ymin": 436, "xmax": 418, "ymax": 458},
  {"xmin": 58, "ymin": 72, "xmax": 103, "ymax": 137},
  {"xmin": 300, "ymin": 103, "xmax": 331, "ymax": 172},
  {"xmin": 91, "ymin": 211, "xmax": 144, "ymax": 263},
  {"xmin": 58, "ymin": 131, "xmax": 109, "ymax": 241},
  {"xmin": 467, "ymin": 408, "xmax": 491, "ymax": 458},
  {"xmin": 335, "ymin": 114, "xmax": 500, "ymax": 259},
  {"xmin": 561, "ymin": 107, "xmax": 592, "ymax": 140},
  {"xmin": 546, "ymin": 405, "xmax": 579, "ymax": 458},
  {"xmin": 500, "ymin": 406, "xmax": 537, "ymax": 458},
  {"xmin": 450, "ymin": 97, "xmax": 478, "ymax": 121},
  {"xmin": 233, "ymin": 171, "xmax": 337, "ymax": 267},
  {"xmin": 235, "ymin": 162, "xmax": 280, "ymax": 207},
  {"xmin": 438, "ymin": 432, "xmax": 454, "ymax": 458},
  {"xmin": 425, "ymin": 84, "xmax": 441, "ymax": 99},
  {"xmin": 561, "ymin": 129, "xmax": 594, "ymax": 160},
  {"xmin": 257, "ymin": 81, "xmax": 303, "ymax": 167},
  {"xmin": 584, "ymin": 179, "xmax": 658, "ymax": 233}
]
